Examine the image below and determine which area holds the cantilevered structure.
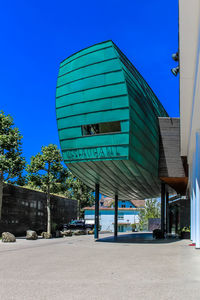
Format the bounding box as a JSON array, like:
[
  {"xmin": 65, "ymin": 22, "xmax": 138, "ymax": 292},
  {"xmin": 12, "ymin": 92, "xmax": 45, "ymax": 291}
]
[{"xmin": 56, "ymin": 40, "xmax": 168, "ymax": 202}]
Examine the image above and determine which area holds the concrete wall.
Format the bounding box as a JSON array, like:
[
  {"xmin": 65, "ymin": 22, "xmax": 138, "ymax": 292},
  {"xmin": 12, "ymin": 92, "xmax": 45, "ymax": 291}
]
[
  {"xmin": 179, "ymin": 0, "xmax": 200, "ymax": 157},
  {"xmin": 0, "ymin": 184, "xmax": 77, "ymax": 236},
  {"xmin": 179, "ymin": 0, "xmax": 200, "ymax": 247}
]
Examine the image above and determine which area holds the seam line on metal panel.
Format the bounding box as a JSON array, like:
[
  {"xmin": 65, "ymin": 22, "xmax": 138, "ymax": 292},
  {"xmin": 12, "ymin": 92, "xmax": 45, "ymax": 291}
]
[
  {"xmin": 56, "ymin": 69, "xmax": 122, "ymax": 89},
  {"xmin": 58, "ymin": 58, "xmax": 118, "ymax": 78},
  {"xmin": 60, "ymin": 45, "xmax": 113, "ymax": 68},
  {"xmin": 56, "ymin": 94, "xmax": 128, "ymax": 110},
  {"xmin": 59, "ymin": 131, "xmax": 129, "ymax": 142},
  {"xmin": 56, "ymin": 81, "xmax": 126, "ymax": 99},
  {"xmin": 56, "ymin": 106, "xmax": 129, "ymax": 121}
]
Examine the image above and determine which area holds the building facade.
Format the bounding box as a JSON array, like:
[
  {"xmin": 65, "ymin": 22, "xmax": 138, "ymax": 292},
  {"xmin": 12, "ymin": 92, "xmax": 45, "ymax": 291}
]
[
  {"xmin": 0, "ymin": 184, "xmax": 77, "ymax": 236},
  {"xmin": 56, "ymin": 39, "xmax": 189, "ymax": 239},
  {"xmin": 84, "ymin": 199, "xmax": 144, "ymax": 232},
  {"xmin": 179, "ymin": 0, "xmax": 200, "ymax": 248},
  {"xmin": 56, "ymin": 40, "xmax": 168, "ymax": 201}
]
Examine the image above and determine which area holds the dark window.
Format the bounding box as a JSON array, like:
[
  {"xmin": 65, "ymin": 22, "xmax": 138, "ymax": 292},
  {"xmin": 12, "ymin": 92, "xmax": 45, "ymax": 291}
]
[
  {"xmin": 118, "ymin": 215, "xmax": 124, "ymax": 220},
  {"xmin": 82, "ymin": 121, "xmax": 121, "ymax": 136}
]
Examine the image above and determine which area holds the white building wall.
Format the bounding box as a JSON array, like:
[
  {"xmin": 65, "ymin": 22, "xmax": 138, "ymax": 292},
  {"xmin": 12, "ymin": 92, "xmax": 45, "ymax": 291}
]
[
  {"xmin": 84, "ymin": 210, "xmax": 140, "ymax": 232},
  {"xmin": 179, "ymin": 0, "xmax": 200, "ymax": 248},
  {"xmin": 179, "ymin": 0, "xmax": 200, "ymax": 157}
]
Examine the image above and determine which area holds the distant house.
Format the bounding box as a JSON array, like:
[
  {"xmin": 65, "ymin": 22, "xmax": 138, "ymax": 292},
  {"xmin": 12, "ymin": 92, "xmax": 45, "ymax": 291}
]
[{"xmin": 84, "ymin": 196, "xmax": 144, "ymax": 233}]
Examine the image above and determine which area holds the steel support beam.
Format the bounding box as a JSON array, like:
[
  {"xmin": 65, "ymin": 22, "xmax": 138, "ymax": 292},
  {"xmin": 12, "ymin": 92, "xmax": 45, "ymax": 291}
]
[
  {"xmin": 114, "ymin": 194, "xmax": 118, "ymax": 238},
  {"xmin": 94, "ymin": 183, "xmax": 99, "ymax": 239},
  {"xmin": 175, "ymin": 206, "xmax": 179, "ymax": 234},
  {"xmin": 166, "ymin": 191, "xmax": 169, "ymax": 234},
  {"xmin": 161, "ymin": 182, "xmax": 166, "ymax": 238}
]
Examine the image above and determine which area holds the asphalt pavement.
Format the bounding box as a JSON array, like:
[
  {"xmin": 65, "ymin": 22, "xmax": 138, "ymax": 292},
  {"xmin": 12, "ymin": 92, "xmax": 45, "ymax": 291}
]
[{"xmin": 0, "ymin": 233, "xmax": 199, "ymax": 300}]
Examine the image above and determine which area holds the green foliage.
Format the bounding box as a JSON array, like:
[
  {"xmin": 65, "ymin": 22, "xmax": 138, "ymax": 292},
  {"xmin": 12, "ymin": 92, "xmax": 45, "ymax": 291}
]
[
  {"xmin": 65, "ymin": 171, "xmax": 94, "ymax": 218},
  {"xmin": 131, "ymin": 223, "xmax": 137, "ymax": 231},
  {"xmin": 26, "ymin": 144, "xmax": 66, "ymax": 193},
  {"xmin": 26, "ymin": 144, "xmax": 66, "ymax": 234},
  {"xmin": 0, "ymin": 111, "xmax": 26, "ymax": 182},
  {"xmin": 26, "ymin": 144, "xmax": 94, "ymax": 218},
  {"xmin": 52, "ymin": 222, "xmax": 58, "ymax": 231},
  {"xmin": 138, "ymin": 198, "xmax": 161, "ymax": 231},
  {"xmin": 181, "ymin": 226, "xmax": 190, "ymax": 233}
]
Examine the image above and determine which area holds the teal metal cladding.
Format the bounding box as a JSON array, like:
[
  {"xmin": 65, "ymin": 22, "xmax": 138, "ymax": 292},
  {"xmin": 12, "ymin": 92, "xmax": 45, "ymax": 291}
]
[{"xmin": 56, "ymin": 41, "xmax": 168, "ymax": 199}]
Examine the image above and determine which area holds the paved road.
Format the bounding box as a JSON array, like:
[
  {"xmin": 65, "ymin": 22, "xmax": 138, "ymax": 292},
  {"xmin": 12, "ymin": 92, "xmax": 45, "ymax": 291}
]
[{"xmin": 0, "ymin": 233, "xmax": 200, "ymax": 300}]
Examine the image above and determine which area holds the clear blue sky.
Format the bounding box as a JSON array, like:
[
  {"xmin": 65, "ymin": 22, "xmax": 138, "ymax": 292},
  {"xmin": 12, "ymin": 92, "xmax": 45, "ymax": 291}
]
[{"xmin": 0, "ymin": 0, "xmax": 179, "ymax": 163}]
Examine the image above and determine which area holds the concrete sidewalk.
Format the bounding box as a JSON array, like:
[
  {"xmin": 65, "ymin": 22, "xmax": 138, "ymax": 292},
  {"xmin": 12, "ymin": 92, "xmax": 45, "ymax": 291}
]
[{"xmin": 0, "ymin": 233, "xmax": 200, "ymax": 300}]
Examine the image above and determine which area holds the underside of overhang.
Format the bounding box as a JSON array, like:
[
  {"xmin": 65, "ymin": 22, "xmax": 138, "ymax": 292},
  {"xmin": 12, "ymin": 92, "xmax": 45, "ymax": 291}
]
[
  {"xmin": 160, "ymin": 177, "xmax": 188, "ymax": 195},
  {"xmin": 159, "ymin": 117, "xmax": 188, "ymax": 195}
]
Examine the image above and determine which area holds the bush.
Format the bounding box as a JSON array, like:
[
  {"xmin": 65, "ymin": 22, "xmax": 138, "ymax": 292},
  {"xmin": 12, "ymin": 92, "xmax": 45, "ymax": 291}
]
[
  {"xmin": 131, "ymin": 224, "xmax": 137, "ymax": 231},
  {"xmin": 178, "ymin": 226, "xmax": 190, "ymax": 239},
  {"xmin": 181, "ymin": 226, "xmax": 190, "ymax": 233},
  {"xmin": 153, "ymin": 229, "xmax": 163, "ymax": 239}
]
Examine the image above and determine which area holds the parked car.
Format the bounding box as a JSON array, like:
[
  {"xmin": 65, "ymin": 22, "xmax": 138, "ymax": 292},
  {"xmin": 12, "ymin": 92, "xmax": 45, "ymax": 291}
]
[{"xmin": 63, "ymin": 220, "xmax": 94, "ymax": 233}]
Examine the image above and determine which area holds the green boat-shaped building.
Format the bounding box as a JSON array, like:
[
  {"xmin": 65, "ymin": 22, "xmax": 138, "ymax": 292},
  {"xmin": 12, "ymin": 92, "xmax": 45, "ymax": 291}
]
[{"xmin": 56, "ymin": 40, "xmax": 168, "ymax": 200}]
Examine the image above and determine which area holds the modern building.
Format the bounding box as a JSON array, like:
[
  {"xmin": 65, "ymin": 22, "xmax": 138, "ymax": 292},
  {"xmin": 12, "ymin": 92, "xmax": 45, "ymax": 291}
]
[
  {"xmin": 84, "ymin": 198, "xmax": 144, "ymax": 232},
  {"xmin": 0, "ymin": 184, "xmax": 77, "ymax": 236},
  {"xmin": 179, "ymin": 0, "xmax": 200, "ymax": 248},
  {"xmin": 56, "ymin": 40, "xmax": 188, "ymax": 239},
  {"xmin": 168, "ymin": 195, "xmax": 190, "ymax": 234},
  {"xmin": 56, "ymin": 40, "xmax": 168, "ymax": 201}
]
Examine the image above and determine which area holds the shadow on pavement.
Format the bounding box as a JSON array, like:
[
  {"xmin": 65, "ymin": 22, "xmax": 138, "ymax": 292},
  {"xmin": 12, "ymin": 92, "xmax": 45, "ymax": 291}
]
[{"xmin": 96, "ymin": 232, "xmax": 180, "ymax": 244}]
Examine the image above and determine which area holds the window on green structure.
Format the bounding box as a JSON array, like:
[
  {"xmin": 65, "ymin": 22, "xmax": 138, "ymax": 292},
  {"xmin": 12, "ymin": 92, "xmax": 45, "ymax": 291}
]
[{"xmin": 82, "ymin": 121, "xmax": 121, "ymax": 136}]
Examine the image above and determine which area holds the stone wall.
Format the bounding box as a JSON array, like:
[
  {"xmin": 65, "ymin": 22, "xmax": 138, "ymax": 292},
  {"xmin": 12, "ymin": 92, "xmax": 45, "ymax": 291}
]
[{"xmin": 0, "ymin": 184, "xmax": 77, "ymax": 236}]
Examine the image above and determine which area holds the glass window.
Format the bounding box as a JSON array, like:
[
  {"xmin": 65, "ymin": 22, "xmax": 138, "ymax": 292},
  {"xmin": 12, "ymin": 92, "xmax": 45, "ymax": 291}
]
[
  {"xmin": 82, "ymin": 121, "xmax": 121, "ymax": 136},
  {"xmin": 118, "ymin": 215, "xmax": 124, "ymax": 220}
]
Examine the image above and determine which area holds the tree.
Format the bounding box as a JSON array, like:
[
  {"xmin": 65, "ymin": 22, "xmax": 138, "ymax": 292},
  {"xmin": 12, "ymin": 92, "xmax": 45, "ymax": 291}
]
[
  {"xmin": 138, "ymin": 198, "xmax": 161, "ymax": 231},
  {"xmin": 26, "ymin": 144, "xmax": 66, "ymax": 235},
  {"xmin": 66, "ymin": 172, "xmax": 94, "ymax": 218},
  {"xmin": 0, "ymin": 111, "xmax": 26, "ymax": 219}
]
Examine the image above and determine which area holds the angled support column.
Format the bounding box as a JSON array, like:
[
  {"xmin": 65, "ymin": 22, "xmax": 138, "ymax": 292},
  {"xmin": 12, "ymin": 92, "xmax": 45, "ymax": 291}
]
[
  {"xmin": 161, "ymin": 182, "xmax": 166, "ymax": 238},
  {"xmin": 94, "ymin": 183, "xmax": 99, "ymax": 240},
  {"xmin": 175, "ymin": 206, "xmax": 179, "ymax": 234},
  {"xmin": 114, "ymin": 194, "xmax": 118, "ymax": 238},
  {"xmin": 166, "ymin": 191, "xmax": 169, "ymax": 234}
]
